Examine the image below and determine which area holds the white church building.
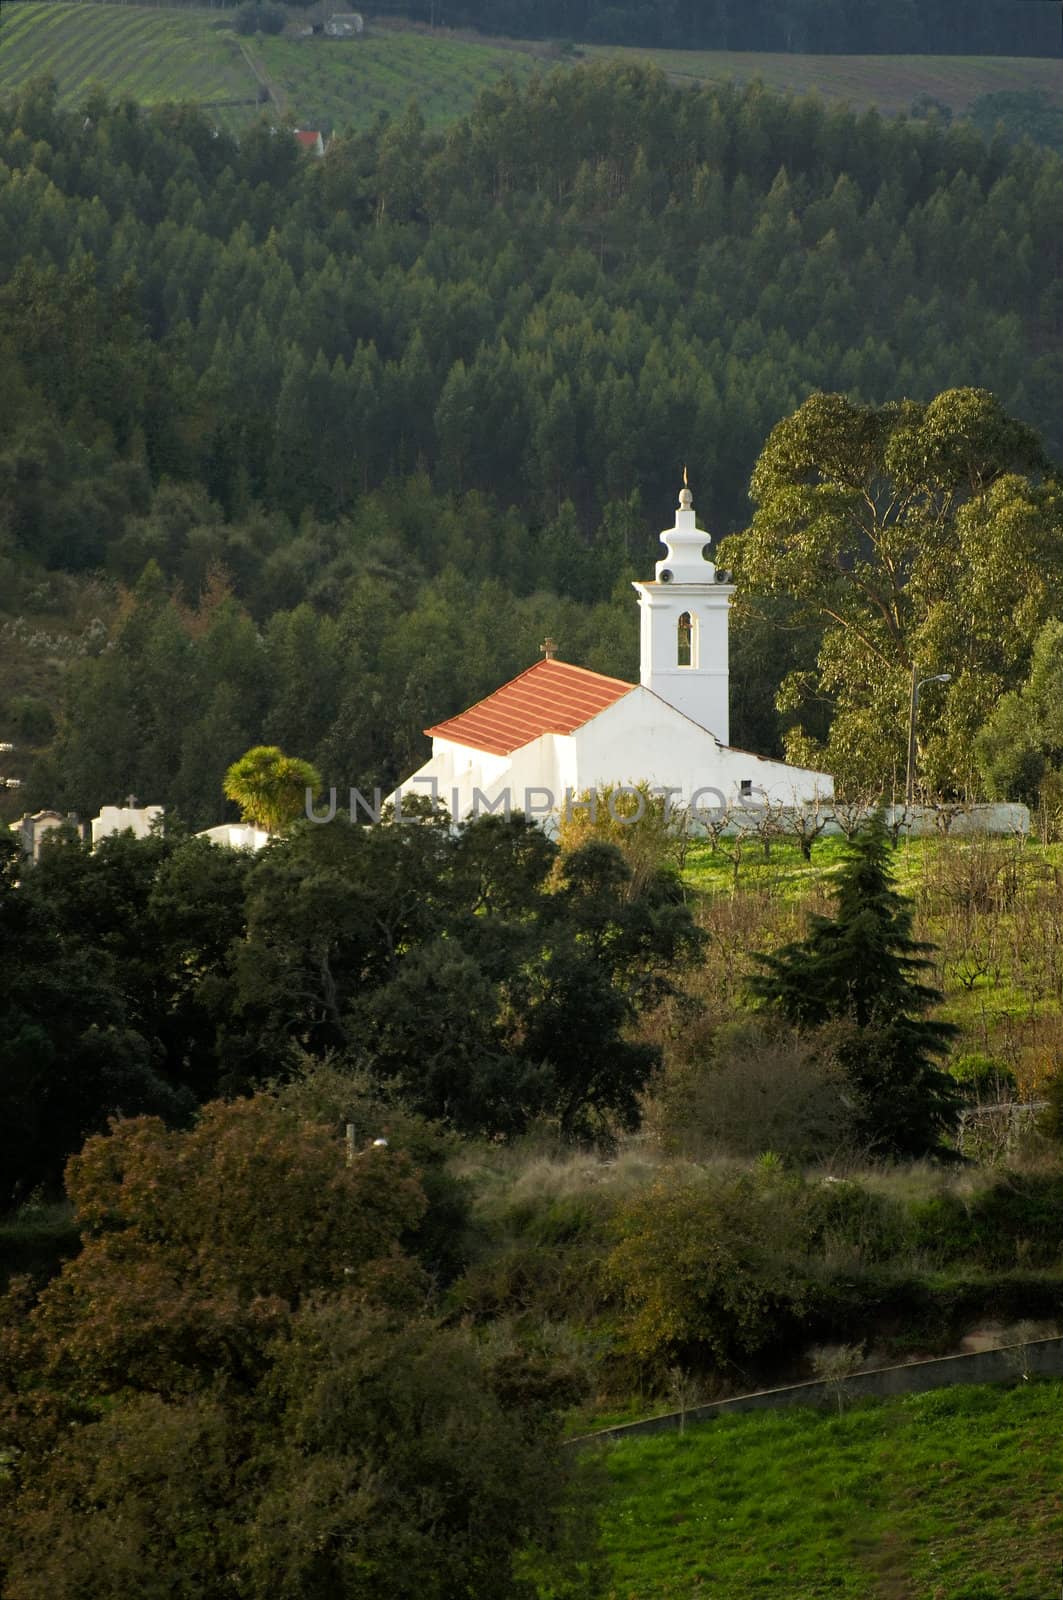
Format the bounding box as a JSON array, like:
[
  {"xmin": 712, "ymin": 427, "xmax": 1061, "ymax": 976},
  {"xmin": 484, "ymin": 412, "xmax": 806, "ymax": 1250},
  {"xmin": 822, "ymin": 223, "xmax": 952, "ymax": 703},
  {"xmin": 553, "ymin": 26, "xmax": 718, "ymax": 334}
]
[{"xmin": 395, "ymin": 479, "xmax": 832, "ymax": 826}]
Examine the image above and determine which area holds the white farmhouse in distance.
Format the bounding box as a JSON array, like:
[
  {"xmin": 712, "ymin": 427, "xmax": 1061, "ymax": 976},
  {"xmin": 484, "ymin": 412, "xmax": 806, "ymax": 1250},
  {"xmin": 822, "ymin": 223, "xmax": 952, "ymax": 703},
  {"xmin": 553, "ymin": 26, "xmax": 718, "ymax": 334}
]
[
  {"xmin": 394, "ymin": 478, "xmax": 833, "ymax": 825},
  {"xmin": 324, "ymin": 11, "xmax": 364, "ymax": 35}
]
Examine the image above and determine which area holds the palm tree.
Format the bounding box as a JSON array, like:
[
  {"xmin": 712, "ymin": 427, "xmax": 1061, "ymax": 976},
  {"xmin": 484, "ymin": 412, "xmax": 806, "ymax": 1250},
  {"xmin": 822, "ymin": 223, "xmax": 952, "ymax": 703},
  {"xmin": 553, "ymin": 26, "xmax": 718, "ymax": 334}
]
[{"xmin": 223, "ymin": 745, "xmax": 322, "ymax": 835}]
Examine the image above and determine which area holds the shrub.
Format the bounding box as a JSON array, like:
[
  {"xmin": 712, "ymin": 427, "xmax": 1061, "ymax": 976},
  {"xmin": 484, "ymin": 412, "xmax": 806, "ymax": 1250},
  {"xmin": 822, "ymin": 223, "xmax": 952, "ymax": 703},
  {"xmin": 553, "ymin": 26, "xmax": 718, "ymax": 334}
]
[
  {"xmin": 804, "ymin": 1178, "xmax": 907, "ymax": 1265},
  {"xmin": 606, "ymin": 1172, "xmax": 821, "ymax": 1370},
  {"xmin": 3, "ymin": 697, "xmax": 55, "ymax": 744},
  {"xmin": 233, "ymin": 2, "xmax": 286, "ymax": 34},
  {"xmin": 645, "ymin": 1019, "xmax": 858, "ymax": 1164},
  {"xmin": 951, "ymin": 1053, "xmax": 1017, "ymax": 1103},
  {"xmin": 907, "ymin": 1172, "xmax": 1063, "ymax": 1269}
]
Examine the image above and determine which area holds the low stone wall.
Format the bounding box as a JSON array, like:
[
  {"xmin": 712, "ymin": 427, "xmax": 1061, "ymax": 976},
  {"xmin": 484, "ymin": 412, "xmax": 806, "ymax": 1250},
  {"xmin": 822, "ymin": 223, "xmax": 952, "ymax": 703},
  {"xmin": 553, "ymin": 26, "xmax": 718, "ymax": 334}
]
[
  {"xmin": 880, "ymin": 803, "xmax": 1030, "ymax": 838},
  {"xmin": 709, "ymin": 802, "xmax": 1031, "ymax": 839},
  {"xmin": 569, "ymin": 1335, "xmax": 1063, "ymax": 1448}
]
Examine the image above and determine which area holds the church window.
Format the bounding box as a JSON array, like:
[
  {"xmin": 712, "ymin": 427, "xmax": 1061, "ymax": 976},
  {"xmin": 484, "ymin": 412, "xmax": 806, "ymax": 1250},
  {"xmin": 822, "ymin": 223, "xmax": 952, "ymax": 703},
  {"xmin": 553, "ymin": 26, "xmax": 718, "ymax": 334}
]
[{"xmin": 677, "ymin": 611, "xmax": 695, "ymax": 667}]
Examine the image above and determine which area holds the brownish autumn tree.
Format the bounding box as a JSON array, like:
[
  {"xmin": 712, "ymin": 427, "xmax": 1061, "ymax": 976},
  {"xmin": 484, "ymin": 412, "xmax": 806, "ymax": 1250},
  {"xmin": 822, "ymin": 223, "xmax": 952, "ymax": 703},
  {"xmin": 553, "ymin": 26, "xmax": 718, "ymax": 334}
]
[
  {"xmin": 32, "ymin": 1096, "xmax": 426, "ymax": 1396},
  {"xmin": 0, "ymin": 1099, "xmax": 600, "ymax": 1600}
]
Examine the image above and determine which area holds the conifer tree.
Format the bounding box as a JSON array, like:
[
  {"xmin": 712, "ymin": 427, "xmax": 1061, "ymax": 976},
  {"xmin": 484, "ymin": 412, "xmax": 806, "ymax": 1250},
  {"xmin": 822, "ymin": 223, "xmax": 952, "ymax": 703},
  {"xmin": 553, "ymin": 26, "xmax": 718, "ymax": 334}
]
[{"xmin": 748, "ymin": 815, "xmax": 960, "ymax": 1157}]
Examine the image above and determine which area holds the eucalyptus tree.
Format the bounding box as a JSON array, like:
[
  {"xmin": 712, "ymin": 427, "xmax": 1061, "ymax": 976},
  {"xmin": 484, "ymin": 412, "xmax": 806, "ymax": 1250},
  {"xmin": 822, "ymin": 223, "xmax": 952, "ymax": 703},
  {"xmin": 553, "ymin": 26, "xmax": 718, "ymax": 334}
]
[{"xmin": 720, "ymin": 388, "xmax": 1062, "ymax": 793}]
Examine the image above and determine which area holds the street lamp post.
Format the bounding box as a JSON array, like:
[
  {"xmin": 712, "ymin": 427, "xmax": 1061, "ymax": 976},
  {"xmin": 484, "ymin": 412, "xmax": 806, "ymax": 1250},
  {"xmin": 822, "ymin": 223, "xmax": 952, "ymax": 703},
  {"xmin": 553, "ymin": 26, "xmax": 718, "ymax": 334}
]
[{"xmin": 905, "ymin": 668, "xmax": 952, "ymax": 809}]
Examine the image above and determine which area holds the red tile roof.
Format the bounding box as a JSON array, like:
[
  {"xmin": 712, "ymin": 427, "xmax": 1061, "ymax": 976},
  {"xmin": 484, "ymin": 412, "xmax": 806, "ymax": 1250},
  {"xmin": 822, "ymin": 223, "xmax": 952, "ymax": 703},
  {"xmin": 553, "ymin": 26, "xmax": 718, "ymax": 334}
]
[
  {"xmin": 426, "ymin": 659, "xmax": 634, "ymax": 757},
  {"xmin": 293, "ymin": 130, "xmax": 322, "ymax": 150}
]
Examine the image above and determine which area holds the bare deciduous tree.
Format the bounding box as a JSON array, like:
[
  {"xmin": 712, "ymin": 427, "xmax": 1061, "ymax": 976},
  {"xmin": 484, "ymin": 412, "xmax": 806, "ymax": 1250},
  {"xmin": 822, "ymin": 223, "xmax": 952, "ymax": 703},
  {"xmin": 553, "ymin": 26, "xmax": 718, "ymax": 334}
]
[{"xmin": 789, "ymin": 797, "xmax": 829, "ymax": 861}]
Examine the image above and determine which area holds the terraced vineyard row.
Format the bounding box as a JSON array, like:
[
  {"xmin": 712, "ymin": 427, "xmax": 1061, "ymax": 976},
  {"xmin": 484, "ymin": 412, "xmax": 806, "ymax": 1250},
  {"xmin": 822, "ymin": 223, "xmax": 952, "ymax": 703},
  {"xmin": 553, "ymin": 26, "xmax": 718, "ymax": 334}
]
[
  {"xmin": 0, "ymin": 3, "xmax": 254, "ymax": 118},
  {"xmin": 255, "ymin": 28, "xmax": 542, "ymax": 134}
]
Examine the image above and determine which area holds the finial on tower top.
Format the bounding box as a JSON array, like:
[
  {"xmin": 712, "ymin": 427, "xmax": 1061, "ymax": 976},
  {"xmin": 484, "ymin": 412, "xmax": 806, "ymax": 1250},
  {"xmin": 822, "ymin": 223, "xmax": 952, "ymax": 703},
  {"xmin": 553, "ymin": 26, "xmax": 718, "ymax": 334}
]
[{"xmin": 679, "ymin": 465, "xmax": 693, "ymax": 511}]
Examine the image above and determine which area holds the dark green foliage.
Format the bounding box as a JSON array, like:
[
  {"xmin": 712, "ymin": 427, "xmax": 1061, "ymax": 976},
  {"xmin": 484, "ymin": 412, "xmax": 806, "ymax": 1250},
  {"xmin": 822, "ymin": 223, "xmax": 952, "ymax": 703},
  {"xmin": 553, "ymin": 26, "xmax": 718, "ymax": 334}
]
[
  {"xmin": 0, "ymin": 813, "xmax": 700, "ymax": 1198},
  {"xmin": 748, "ymin": 817, "xmax": 961, "ymax": 1157},
  {"xmin": 968, "ymin": 89, "xmax": 1063, "ymax": 158},
  {"xmin": 0, "ymin": 1203, "xmax": 80, "ymax": 1291},
  {"xmin": 242, "ymin": 1304, "xmax": 582, "ymax": 1600},
  {"xmin": 603, "ymin": 1163, "xmax": 1063, "ymax": 1374},
  {"xmin": 250, "ymin": 0, "xmax": 1063, "ymax": 55},
  {"xmin": 722, "ymin": 388, "xmax": 1062, "ymax": 792},
  {"xmin": 0, "ymin": 1101, "xmax": 594, "ymax": 1600},
  {"xmin": 975, "ymin": 619, "xmax": 1063, "ymax": 808},
  {"xmin": 227, "ymin": 814, "xmax": 701, "ymax": 1135},
  {"xmin": 234, "ymin": 2, "xmax": 286, "ymax": 35},
  {"xmin": 3, "ymin": 697, "xmax": 55, "ymax": 745},
  {"xmin": 3, "ymin": 68, "xmax": 1063, "ymax": 806},
  {"xmin": 0, "ymin": 830, "xmax": 198, "ymax": 1205},
  {"xmin": 1041, "ymin": 1068, "xmax": 1063, "ymax": 1144},
  {"xmin": 907, "ymin": 1173, "xmax": 1063, "ymax": 1268}
]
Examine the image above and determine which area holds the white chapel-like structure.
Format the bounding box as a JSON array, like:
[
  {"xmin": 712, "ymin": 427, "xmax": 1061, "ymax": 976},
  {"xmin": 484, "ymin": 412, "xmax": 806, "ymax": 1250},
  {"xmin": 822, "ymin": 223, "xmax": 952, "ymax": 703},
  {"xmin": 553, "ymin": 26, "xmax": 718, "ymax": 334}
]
[{"xmin": 395, "ymin": 479, "xmax": 833, "ymax": 823}]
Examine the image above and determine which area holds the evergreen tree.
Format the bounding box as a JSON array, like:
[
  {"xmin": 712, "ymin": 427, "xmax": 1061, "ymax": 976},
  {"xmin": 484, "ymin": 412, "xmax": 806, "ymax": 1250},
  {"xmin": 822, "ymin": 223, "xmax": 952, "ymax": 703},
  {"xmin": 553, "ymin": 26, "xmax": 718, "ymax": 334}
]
[{"xmin": 748, "ymin": 816, "xmax": 960, "ymax": 1157}]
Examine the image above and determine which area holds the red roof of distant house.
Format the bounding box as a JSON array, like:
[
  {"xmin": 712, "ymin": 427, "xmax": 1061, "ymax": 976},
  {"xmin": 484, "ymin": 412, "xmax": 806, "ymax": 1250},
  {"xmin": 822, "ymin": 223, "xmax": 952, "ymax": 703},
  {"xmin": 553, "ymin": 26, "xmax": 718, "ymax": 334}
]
[
  {"xmin": 426, "ymin": 658, "xmax": 634, "ymax": 757},
  {"xmin": 294, "ymin": 130, "xmax": 323, "ymax": 150}
]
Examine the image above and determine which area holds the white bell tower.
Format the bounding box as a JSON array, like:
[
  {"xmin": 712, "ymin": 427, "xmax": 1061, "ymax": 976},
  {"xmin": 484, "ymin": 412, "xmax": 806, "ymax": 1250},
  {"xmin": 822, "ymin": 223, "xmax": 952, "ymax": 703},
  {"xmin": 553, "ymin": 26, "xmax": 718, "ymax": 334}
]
[{"xmin": 631, "ymin": 474, "xmax": 735, "ymax": 743}]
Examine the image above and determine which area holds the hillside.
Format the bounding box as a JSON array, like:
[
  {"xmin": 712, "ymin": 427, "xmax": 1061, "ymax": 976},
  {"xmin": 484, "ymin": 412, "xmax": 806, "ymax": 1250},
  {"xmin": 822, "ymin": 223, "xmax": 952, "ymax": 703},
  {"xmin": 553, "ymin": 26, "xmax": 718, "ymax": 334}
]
[
  {"xmin": 2, "ymin": 2, "xmax": 1061, "ymax": 135},
  {"xmin": 0, "ymin": 2, "xmax": 256, "ymax": 132},
  {"xmin": 0, "ymin": 3, "xmax": 549, "ymax": 132},
  {"xmin": 583, "ymin": 43, "xmax": 1063, "ymax": 115},
  {"xmin": 253, "ymin": 22, "xmax": 543, "ymax": 133},
  {"xmin": 570, "ymin": 1379, "xmax": 1063, "ymax": 1598},
  {"xmin": 2, "ymin": 59, "xmax": 1061, "ymax": 817}
]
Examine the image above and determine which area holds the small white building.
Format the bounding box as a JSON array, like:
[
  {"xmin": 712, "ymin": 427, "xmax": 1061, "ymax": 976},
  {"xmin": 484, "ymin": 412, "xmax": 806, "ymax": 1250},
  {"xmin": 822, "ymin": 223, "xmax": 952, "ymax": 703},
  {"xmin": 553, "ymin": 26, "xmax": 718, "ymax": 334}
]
[
  {"xmin": 324, "ymin": 12, "xmax": 364, "ymax": 35},
  {"xmin": 394, "ymin": 479, "xmax": 832, "ymax": 825},
  {"xmin": 196, "ymin": 822, "xmax": 271, "ymax": 851},
  {"xmin": 17, "ymin": 810, "xmax": 77, "ymax": 861},
  {"xmin": 91, "ymin": 803, "xmax": 164, "ymax": 847}
]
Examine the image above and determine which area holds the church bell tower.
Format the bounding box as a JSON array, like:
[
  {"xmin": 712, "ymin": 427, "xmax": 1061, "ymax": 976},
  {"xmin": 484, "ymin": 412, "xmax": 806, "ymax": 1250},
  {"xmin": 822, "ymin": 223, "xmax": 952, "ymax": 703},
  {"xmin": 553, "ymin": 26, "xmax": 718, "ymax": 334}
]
[{"xmin": 631, "ymin": 475, "xmax": 735, "ymax": 743}]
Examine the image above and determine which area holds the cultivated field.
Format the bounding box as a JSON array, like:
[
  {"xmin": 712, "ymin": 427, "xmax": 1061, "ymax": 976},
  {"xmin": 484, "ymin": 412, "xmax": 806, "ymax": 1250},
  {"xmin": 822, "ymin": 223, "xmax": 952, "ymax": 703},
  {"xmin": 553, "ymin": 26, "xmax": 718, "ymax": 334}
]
[
  {"xmin": 583, "ymin": 43, "xmax": 1063, "ymax": 114},
  {"xmin": 679, "ymin": 831, "xmax": 1063, "ymax": 1102},
  {"xmin": 254, "ymin": 24, "xmax": 542, "ymax": 134},
  {"xmin": 0, "ymin": 2, "xmax": 546, "ymax": 132},
  {"xmin": 2, "ymin": 1, "xmax": 1061, "ymax": 137},
  {"xmin": 576, "ymin": 1378, "xmax": 1063, "ymax": 1598},
  {"xmin": 0, "ymin": 2, "xmax": 255, "ymax": 130}
]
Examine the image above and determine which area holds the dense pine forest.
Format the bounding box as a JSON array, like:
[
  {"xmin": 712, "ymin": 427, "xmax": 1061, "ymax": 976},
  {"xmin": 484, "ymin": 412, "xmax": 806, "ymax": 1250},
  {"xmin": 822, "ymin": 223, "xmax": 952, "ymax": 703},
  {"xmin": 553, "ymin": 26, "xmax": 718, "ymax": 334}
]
[{"xmin": 3, "ymin": 65, "xmax": 1062, "ymax": 819}]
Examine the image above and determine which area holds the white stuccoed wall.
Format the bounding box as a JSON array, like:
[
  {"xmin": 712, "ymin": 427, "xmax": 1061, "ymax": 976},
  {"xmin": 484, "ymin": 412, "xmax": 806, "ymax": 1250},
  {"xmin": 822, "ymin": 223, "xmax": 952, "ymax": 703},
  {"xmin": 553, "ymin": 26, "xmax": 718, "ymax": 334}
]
[
  {"xmin": 196, "ymin": 823, "xmax": 271, "ymax": 850},
  {"xmin": 91, "ymin": 805, "xmax": 164, "ymax": 847},
  {"xmin": 390, "ymin": 689, "xmax": 832, "ymax": 825}
]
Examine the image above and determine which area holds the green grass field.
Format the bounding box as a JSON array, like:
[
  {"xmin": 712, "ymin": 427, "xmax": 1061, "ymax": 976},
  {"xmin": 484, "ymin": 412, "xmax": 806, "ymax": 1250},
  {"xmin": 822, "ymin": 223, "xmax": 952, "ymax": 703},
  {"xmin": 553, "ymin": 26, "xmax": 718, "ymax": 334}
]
[
  {"xmin": 2, "ymin": 2, "xmax": 1061, "ymax": 137},
  {"xmin": 561, "ymin": 1379, "xmax": 1063, "ymax": 1599}
]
